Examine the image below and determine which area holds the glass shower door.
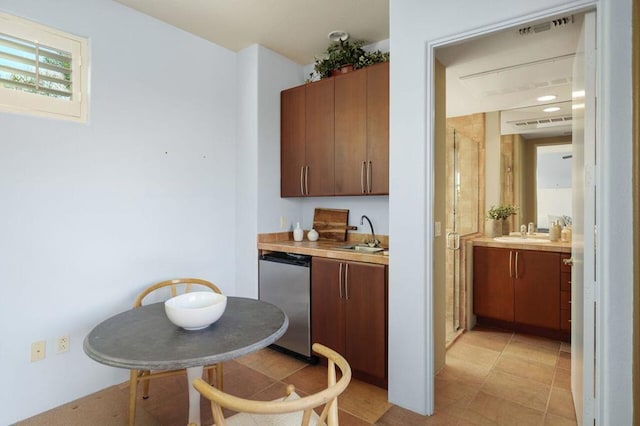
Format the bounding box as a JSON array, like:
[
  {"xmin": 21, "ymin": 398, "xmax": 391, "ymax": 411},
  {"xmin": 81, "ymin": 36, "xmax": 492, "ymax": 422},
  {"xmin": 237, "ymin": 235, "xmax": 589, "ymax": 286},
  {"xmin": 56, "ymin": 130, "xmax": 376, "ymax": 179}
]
[{"xmin": 446, "ymin": 127, "xmax": 480, "ymax": 344}]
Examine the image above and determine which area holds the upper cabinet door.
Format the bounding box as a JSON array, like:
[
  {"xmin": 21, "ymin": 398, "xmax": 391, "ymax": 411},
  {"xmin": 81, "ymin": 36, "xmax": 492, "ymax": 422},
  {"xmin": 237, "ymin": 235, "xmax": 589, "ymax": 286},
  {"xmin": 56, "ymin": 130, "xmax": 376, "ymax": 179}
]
[
  {"xmin": 334, "ymin": 70, "xmax": 367, "ymax": 195},
  {"xmin": 281, "ymin": 86, "xmax": 306, "ymax": 197},
  {"xmin": 367, "ymin": 62, "xmax": 390, "ymax": 195},
  {"xmin": 305, "ymin": 78, "xmax": 335, "ymax": 196}
]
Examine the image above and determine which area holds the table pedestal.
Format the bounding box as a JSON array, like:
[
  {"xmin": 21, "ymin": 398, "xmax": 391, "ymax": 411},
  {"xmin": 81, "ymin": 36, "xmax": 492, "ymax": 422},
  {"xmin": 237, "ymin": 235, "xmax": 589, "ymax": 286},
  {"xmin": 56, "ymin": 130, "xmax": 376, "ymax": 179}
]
[{"xmin": 186, "ymin": 366, "xmax": 204, "ymax": 426}]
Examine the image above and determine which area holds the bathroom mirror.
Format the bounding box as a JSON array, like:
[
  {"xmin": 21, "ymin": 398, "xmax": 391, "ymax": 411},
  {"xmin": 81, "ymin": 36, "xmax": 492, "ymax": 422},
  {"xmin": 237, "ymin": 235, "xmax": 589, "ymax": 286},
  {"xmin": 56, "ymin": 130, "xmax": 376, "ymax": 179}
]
[{"xmin": 501, "ymin": 135, "xmax": 572, "ymax": 231}]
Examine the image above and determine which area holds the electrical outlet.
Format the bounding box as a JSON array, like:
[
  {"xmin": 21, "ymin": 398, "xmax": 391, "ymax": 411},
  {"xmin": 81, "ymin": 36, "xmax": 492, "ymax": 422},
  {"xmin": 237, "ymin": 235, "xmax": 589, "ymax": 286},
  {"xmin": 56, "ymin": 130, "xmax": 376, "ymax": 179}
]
[
  {"xmin": 280, "ymin": 216, "xmax": 287, "ymax": 230},
  {"xmin": 56, "ymin": 335, "xmax": 70, "ymax": 354},
  {"xmin": 434, "ymin": 221, "xmax": 442, "ymax": 237},
  {"xmin": 31, "ymin": 340, "xmax": 46, "ymax": 362}
]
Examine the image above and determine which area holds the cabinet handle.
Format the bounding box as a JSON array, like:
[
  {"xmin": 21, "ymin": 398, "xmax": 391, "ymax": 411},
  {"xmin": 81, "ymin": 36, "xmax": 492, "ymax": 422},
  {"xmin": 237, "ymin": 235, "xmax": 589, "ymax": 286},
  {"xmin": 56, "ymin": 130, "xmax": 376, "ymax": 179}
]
[
  {"xmin": 360, "ymin": 161, "xmax": 366, "ymax": 193},
  {"xmin": 509, "ymin": 251, "xmax": 513, "ymax": 278},
  {"xmin": 367, "ymin": 161, "xmax": 372, "ymax": 193},
  {"xmin": 300, "ymin": 166, "xmax": 305, "ymax": 196},
  {"xmin": 515, "ymin": 251, "xmax": 519, "ymax": 279},
  {"xmin": 305, "ymin": 166, "xmax": 309, "ymax": 196},
  {"xmin": 569, "ymin": 300, "xmax": 572, "ymax": 304},
  {"xmin": 338, "ymin": 263, "xmax": 343, "ymax": 299},
  {"xmin": 344, "ymin": 263, "xmax": 349, "ymax": 299}
]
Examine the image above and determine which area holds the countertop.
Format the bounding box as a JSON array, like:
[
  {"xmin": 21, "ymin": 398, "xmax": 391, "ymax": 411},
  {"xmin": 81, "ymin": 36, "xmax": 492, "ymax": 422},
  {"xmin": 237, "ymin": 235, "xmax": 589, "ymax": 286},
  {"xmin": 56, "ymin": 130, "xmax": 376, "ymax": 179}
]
[
  {"xmin": 472, "ymin": 236, "xmax": 572, "ymax": 253},
  {"xmin": 258, "ymin": 234, "xmax": 389, "ymax": 266}
]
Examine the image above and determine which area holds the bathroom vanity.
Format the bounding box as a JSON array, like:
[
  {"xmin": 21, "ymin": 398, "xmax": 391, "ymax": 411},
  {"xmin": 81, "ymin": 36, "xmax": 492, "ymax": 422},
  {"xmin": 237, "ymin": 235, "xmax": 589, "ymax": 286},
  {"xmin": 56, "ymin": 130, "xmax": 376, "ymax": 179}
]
[{"xmin": 472, "ymin": 237, "xmax": 572, "ymax": 341}]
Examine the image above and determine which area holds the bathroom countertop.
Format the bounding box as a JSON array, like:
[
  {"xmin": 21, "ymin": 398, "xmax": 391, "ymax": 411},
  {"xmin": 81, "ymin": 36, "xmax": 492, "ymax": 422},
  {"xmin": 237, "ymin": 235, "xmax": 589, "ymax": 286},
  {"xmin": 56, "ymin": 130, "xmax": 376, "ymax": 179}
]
[{"xmin": 472, "ymin": 236, "xmax": 572, "ymax": 253}]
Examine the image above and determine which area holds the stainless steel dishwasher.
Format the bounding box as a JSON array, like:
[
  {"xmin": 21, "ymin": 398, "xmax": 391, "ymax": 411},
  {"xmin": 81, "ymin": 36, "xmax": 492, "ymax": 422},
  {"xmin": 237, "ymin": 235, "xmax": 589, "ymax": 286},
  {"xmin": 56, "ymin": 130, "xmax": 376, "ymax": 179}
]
[{"xmin": 259, "ymin": 252, "xmax": 312, "ymax": 359}]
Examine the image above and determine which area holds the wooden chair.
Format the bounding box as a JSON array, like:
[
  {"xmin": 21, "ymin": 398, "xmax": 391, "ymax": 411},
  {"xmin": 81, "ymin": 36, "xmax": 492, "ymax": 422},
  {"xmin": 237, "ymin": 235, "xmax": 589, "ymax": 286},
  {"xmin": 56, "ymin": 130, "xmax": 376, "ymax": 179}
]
[
  {"xmin": 128, "ymin": 278, "xmax": 224, "ymax": 426},
  {"xmin": 193, "ymin": 343, "xmax": 352, "ymax": 426}
]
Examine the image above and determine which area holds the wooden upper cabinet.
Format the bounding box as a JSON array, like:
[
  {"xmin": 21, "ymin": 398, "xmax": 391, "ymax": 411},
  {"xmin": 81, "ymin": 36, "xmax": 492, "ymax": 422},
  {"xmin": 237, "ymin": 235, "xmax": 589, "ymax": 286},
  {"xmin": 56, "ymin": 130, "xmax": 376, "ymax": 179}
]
[
  {"xmin": 280, "ymin": 86, "xmax": 306, "ymax": 197},
  {"xmin": 280, "ymin": 62, "xmax": 389, "ymax": 197},
  {"xmin": 366, "ymin": 62, "xmax": 390, "ymax": 195},
  {"xmin": 334, "ymin": 62, "xmax": 389, "ymax": 196},
  {"xmin": 335, "ymin": 70, "xmax": 367, "ymax": 195},
  {"xmin": 305, "ymin": 78, "xmax": 335, "ymax": 196}
]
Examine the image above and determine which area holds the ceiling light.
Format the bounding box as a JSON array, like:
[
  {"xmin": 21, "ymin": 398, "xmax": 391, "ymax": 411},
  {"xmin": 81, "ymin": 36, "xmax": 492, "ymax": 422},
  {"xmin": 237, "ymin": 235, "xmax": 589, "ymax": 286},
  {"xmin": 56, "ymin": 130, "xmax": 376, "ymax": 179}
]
[
  {"xmin": 543, "ymin": 107, "xmax": 561, "ymax": 113},
  {"xmin": 572, "ymin": 90, "xmax": 585, "ymax": 98},
  {"xmin": 537, "ymin": 95, "xmax": 557, "ymax": 102},
  {"xmin": 328, "ymin": 31, "xmax": 349, "ymax": 42},
  {"xmin": 572, "ymin": 103, "xmax": 585, "ymax": 110}
]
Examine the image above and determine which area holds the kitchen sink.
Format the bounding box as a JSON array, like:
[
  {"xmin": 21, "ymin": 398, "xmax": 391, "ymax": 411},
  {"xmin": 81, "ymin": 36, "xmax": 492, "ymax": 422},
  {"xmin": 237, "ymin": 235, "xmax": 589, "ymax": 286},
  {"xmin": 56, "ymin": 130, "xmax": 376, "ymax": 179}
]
[
  {"xmin": 336, "ymin": 244, "xmax": 385, "ymax": 253},
  {"xmin": 493, "ymin": 236, "xmax": 550, "ymax": 244}
]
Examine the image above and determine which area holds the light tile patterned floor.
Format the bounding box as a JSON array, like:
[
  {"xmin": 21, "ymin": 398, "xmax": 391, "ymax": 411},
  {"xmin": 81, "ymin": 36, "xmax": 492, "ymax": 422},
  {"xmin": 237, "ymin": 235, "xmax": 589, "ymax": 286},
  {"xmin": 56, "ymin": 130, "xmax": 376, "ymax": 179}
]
[{"xmin": 17, "ymin": 326, "xmax": 576, "ymax": 425}]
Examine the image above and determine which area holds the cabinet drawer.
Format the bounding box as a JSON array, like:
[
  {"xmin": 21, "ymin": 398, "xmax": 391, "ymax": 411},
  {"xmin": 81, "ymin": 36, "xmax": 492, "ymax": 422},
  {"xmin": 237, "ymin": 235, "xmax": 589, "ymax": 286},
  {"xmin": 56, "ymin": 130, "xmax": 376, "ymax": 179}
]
[
  {"xmin": 561, "ymin": 290, "xmax": 572, "ymax": 310},
  {"xmin": 561, "ymin": 309, "xmax": 571, "ymax": 331},
  {"xmin": 561, "ymin": 272, "xmax": 571, "ymax": 292}
]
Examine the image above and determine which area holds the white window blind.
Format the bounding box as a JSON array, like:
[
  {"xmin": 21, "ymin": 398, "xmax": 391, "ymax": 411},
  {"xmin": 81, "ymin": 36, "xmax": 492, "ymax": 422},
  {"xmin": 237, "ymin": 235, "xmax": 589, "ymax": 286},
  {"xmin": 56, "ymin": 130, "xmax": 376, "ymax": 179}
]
[{"xmin": 0, "ymin": 12, "xmax": 88, "ymax": 121}]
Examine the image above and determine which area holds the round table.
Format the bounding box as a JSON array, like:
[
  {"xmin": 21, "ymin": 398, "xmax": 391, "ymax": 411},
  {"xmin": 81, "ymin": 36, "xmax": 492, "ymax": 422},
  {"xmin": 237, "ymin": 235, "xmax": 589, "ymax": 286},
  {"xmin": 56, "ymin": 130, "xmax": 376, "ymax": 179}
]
[{"xmin": 84, "ymin": 296, "xmax": 288, "ymax": 426}]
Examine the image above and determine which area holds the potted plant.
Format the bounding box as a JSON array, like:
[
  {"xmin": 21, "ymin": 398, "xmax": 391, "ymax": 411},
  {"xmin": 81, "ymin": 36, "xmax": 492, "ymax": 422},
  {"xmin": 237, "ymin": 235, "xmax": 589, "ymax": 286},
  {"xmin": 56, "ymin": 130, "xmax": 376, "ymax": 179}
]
[
  {"xmin": 486, "ymin": 204, "xmax": 519, "ymax": 236},
  {"xmin": 312, "ymin": 39, "xmax": 390, "ymax": 80}
]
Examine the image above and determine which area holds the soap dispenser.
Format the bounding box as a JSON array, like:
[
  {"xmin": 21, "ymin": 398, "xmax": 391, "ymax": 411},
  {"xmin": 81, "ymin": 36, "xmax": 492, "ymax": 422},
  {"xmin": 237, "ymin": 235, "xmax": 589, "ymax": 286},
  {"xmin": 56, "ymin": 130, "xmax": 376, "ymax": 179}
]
[{"xmin": 293, "ymin": 222, "xmax": 304, "ymax": 242}]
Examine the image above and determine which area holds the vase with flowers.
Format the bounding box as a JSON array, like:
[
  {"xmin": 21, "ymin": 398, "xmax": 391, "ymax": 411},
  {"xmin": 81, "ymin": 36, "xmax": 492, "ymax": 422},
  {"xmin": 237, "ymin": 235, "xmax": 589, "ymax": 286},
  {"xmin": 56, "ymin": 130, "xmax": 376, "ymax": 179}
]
[{"xmin": 486, "ymin": 204, "xmax": 519, "ymax": 237}]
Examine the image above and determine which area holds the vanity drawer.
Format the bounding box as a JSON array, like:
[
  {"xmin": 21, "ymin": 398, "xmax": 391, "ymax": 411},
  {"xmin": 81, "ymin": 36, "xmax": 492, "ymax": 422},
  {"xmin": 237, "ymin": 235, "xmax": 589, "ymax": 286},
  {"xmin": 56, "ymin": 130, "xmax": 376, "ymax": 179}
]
[
  {"xmin": 561, "ymin": 272, "xmax": 571, "ymax": 292},
  {"xmin": 561, "ymin": 290, "xmax": 571, "ymax": 310},
  {"xmin": 561, "ymin": 254, "xmax": 572, "ymax": 273},
  {"xmin": 561, "ymin": 308, "xmax": 571, "ymax": 331}
]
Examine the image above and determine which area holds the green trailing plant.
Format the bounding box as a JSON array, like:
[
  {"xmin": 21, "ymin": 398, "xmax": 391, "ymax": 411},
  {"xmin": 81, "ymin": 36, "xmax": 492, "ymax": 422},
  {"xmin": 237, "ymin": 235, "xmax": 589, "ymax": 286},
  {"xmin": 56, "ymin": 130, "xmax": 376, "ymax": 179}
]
[
  {"xmin": 486, "ymin": 204, "xmax": 519, "ymax": 220},
  {"xmin": 312, "ymin": 39, "xmax": 390, "ymax": 80}
]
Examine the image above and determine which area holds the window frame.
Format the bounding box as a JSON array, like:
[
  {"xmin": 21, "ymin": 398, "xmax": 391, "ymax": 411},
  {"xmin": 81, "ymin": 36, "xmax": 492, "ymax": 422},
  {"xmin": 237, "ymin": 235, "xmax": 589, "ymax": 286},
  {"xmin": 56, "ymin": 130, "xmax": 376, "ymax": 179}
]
[{"xmin": 0, "ymin": 12, "xmax": 88, "ymax": 122}]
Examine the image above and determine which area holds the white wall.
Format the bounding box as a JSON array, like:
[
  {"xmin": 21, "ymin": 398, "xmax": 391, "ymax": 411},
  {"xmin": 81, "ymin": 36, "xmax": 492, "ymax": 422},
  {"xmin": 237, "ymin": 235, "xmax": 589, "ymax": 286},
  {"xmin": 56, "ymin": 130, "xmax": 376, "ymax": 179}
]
[
  {"xmin": 389, "ymin": 0, "xmax": 633, "ymax": 422},
  {"xmin": 0, "ymin": 1, "xmax": 237, "ymax": 423},
  {"xmin": 235, "ymin": 44, "xmax": 305, "ymax": 298}
]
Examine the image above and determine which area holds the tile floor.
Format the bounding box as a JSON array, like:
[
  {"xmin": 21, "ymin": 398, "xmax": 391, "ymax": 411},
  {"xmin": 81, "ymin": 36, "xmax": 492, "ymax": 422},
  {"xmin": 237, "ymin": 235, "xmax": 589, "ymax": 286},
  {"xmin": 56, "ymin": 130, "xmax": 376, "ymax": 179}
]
[{"xmin": 17, "ymin": 326, "xmax": 576, "ymax": 425}]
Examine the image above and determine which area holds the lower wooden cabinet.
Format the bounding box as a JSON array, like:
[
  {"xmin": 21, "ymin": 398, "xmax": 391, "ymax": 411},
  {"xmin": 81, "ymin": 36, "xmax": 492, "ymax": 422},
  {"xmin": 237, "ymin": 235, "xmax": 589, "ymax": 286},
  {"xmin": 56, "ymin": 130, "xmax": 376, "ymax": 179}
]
[
  {"xmin": 311, "ymin": 257, "xmax": 387, "ymax": 387},
  {"xmin": 473, "ymin": 245, "xmax": 567, "ymax": 339}
]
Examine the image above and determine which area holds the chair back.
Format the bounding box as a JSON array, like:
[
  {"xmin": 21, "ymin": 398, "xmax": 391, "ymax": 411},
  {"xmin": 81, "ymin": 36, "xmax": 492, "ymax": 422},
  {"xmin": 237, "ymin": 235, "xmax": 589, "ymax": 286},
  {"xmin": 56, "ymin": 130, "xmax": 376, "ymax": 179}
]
[
  {"xmin": 193, "ymin": 343, "xmax": 351, "ymax": 426},
  {"xmin": 134, "ymin": 278, "xmax": 222, "ymax": 308}
]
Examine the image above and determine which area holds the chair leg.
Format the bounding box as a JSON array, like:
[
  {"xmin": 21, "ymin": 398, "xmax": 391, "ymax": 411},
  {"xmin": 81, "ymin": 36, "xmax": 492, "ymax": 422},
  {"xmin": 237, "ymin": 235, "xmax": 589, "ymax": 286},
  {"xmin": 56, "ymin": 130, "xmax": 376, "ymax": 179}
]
[
  {"xmin": 216, "ymin": 363, "xmax": 224, "ymax": 390},
  {"xmin": 128, "ymin": 369, "xmax": 138, "ymax": 426},
  {"xmin": 142, "ymin": 371, "xmax": 150, "ymax": 399},
  {"xmin": 207, "ymin": 366, "xmax": 214, "ymax": 384}
]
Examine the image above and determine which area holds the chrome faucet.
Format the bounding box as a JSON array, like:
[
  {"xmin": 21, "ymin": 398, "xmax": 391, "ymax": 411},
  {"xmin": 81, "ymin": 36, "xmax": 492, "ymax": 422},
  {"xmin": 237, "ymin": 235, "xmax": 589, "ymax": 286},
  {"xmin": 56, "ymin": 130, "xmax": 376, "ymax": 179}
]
[{"xmin": 360, "ymin": 215, "xmax": 379, "ymax": 247}]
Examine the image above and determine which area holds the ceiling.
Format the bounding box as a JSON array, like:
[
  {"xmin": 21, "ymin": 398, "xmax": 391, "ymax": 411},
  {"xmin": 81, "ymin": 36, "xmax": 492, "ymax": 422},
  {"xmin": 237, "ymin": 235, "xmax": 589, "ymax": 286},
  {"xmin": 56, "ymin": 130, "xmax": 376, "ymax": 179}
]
[
  {"xmin": 114, "ymin": 1, "xmax": 582, "ymax": 139},
  {"xmin": 113, "ymin": 0, "xmax": 389, "ymax": 65},
  {"xmin": 437, "ymin": 13, "xmax": 583, "ymax": 139}
]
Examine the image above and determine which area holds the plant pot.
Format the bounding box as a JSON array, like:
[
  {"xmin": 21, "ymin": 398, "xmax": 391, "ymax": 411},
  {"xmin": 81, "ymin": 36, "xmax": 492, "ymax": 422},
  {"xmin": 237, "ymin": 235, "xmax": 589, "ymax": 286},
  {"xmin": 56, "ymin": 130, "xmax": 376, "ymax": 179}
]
[
  {"xmin": 331, "ymin": 64, "xmax": 354, "ymax": 76},
  {"xmin": 501, "ymin": 220, "xmax": 510, "ymax": 236},
  {"xmin": 487, "ymin": 219, "xmax": 502, "ymax": 238}
]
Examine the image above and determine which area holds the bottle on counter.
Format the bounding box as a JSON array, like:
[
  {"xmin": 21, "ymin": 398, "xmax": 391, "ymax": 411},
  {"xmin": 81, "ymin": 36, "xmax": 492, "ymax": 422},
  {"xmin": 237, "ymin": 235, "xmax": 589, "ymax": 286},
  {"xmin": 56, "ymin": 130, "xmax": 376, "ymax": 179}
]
[
  {"xmin": 549, "ymin": 221, "xmax": 560, "ymax": 242},
  {"xmin": 293, "ymin": 222, "xmax": 304, "ymax": 242},
  {"xmin": 561, "ymin": 225, "xmax": 572, "ymax": 243}
]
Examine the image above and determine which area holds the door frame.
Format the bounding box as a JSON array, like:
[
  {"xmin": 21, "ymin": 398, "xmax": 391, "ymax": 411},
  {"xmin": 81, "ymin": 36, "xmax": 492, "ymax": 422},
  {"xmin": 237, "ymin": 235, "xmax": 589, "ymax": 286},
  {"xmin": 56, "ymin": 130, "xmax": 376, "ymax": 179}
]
[
  {"xmin": 427, "ymin": 0, "xmax": 598, "ymax": 420},
  {"xmin": 632, "ymin": 0, "xmax": 639, "ymax": 422}
]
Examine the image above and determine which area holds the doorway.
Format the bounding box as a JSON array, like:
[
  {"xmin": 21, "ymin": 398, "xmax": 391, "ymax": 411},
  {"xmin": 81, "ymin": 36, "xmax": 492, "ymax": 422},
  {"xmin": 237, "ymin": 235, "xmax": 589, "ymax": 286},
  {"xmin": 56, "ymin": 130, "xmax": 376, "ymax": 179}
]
[{"xmin": 433, "ymin": 9, "xmax": 595, "ymax": 424}]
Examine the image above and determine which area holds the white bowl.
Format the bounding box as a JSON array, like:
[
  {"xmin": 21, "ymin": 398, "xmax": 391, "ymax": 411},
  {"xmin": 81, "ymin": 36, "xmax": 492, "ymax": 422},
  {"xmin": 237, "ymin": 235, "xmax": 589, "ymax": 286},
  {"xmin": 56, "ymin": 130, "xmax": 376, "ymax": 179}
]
[{"xmin": 164, "ymin": 291, "xmax": 227, "ymax": 330}]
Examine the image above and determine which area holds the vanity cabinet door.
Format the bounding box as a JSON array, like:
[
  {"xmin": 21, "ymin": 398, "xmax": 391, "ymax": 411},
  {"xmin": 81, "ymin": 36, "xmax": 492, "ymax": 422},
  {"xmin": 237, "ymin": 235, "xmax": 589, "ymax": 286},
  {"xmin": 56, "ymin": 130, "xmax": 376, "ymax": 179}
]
[
  {"xmin": 473, "ymin": 246, "xmax": 514, "ymax": 322},
  {"xmin": 513, "ymin": 250, "xmax": 561, "ymax": 329}
]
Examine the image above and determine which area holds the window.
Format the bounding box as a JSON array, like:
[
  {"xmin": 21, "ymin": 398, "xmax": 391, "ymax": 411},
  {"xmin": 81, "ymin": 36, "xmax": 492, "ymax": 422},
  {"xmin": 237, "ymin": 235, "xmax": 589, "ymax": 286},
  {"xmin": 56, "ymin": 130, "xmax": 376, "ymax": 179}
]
[{"xmin": 0, "ymin": 12, "xmax": 88, "ymax": 122}]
